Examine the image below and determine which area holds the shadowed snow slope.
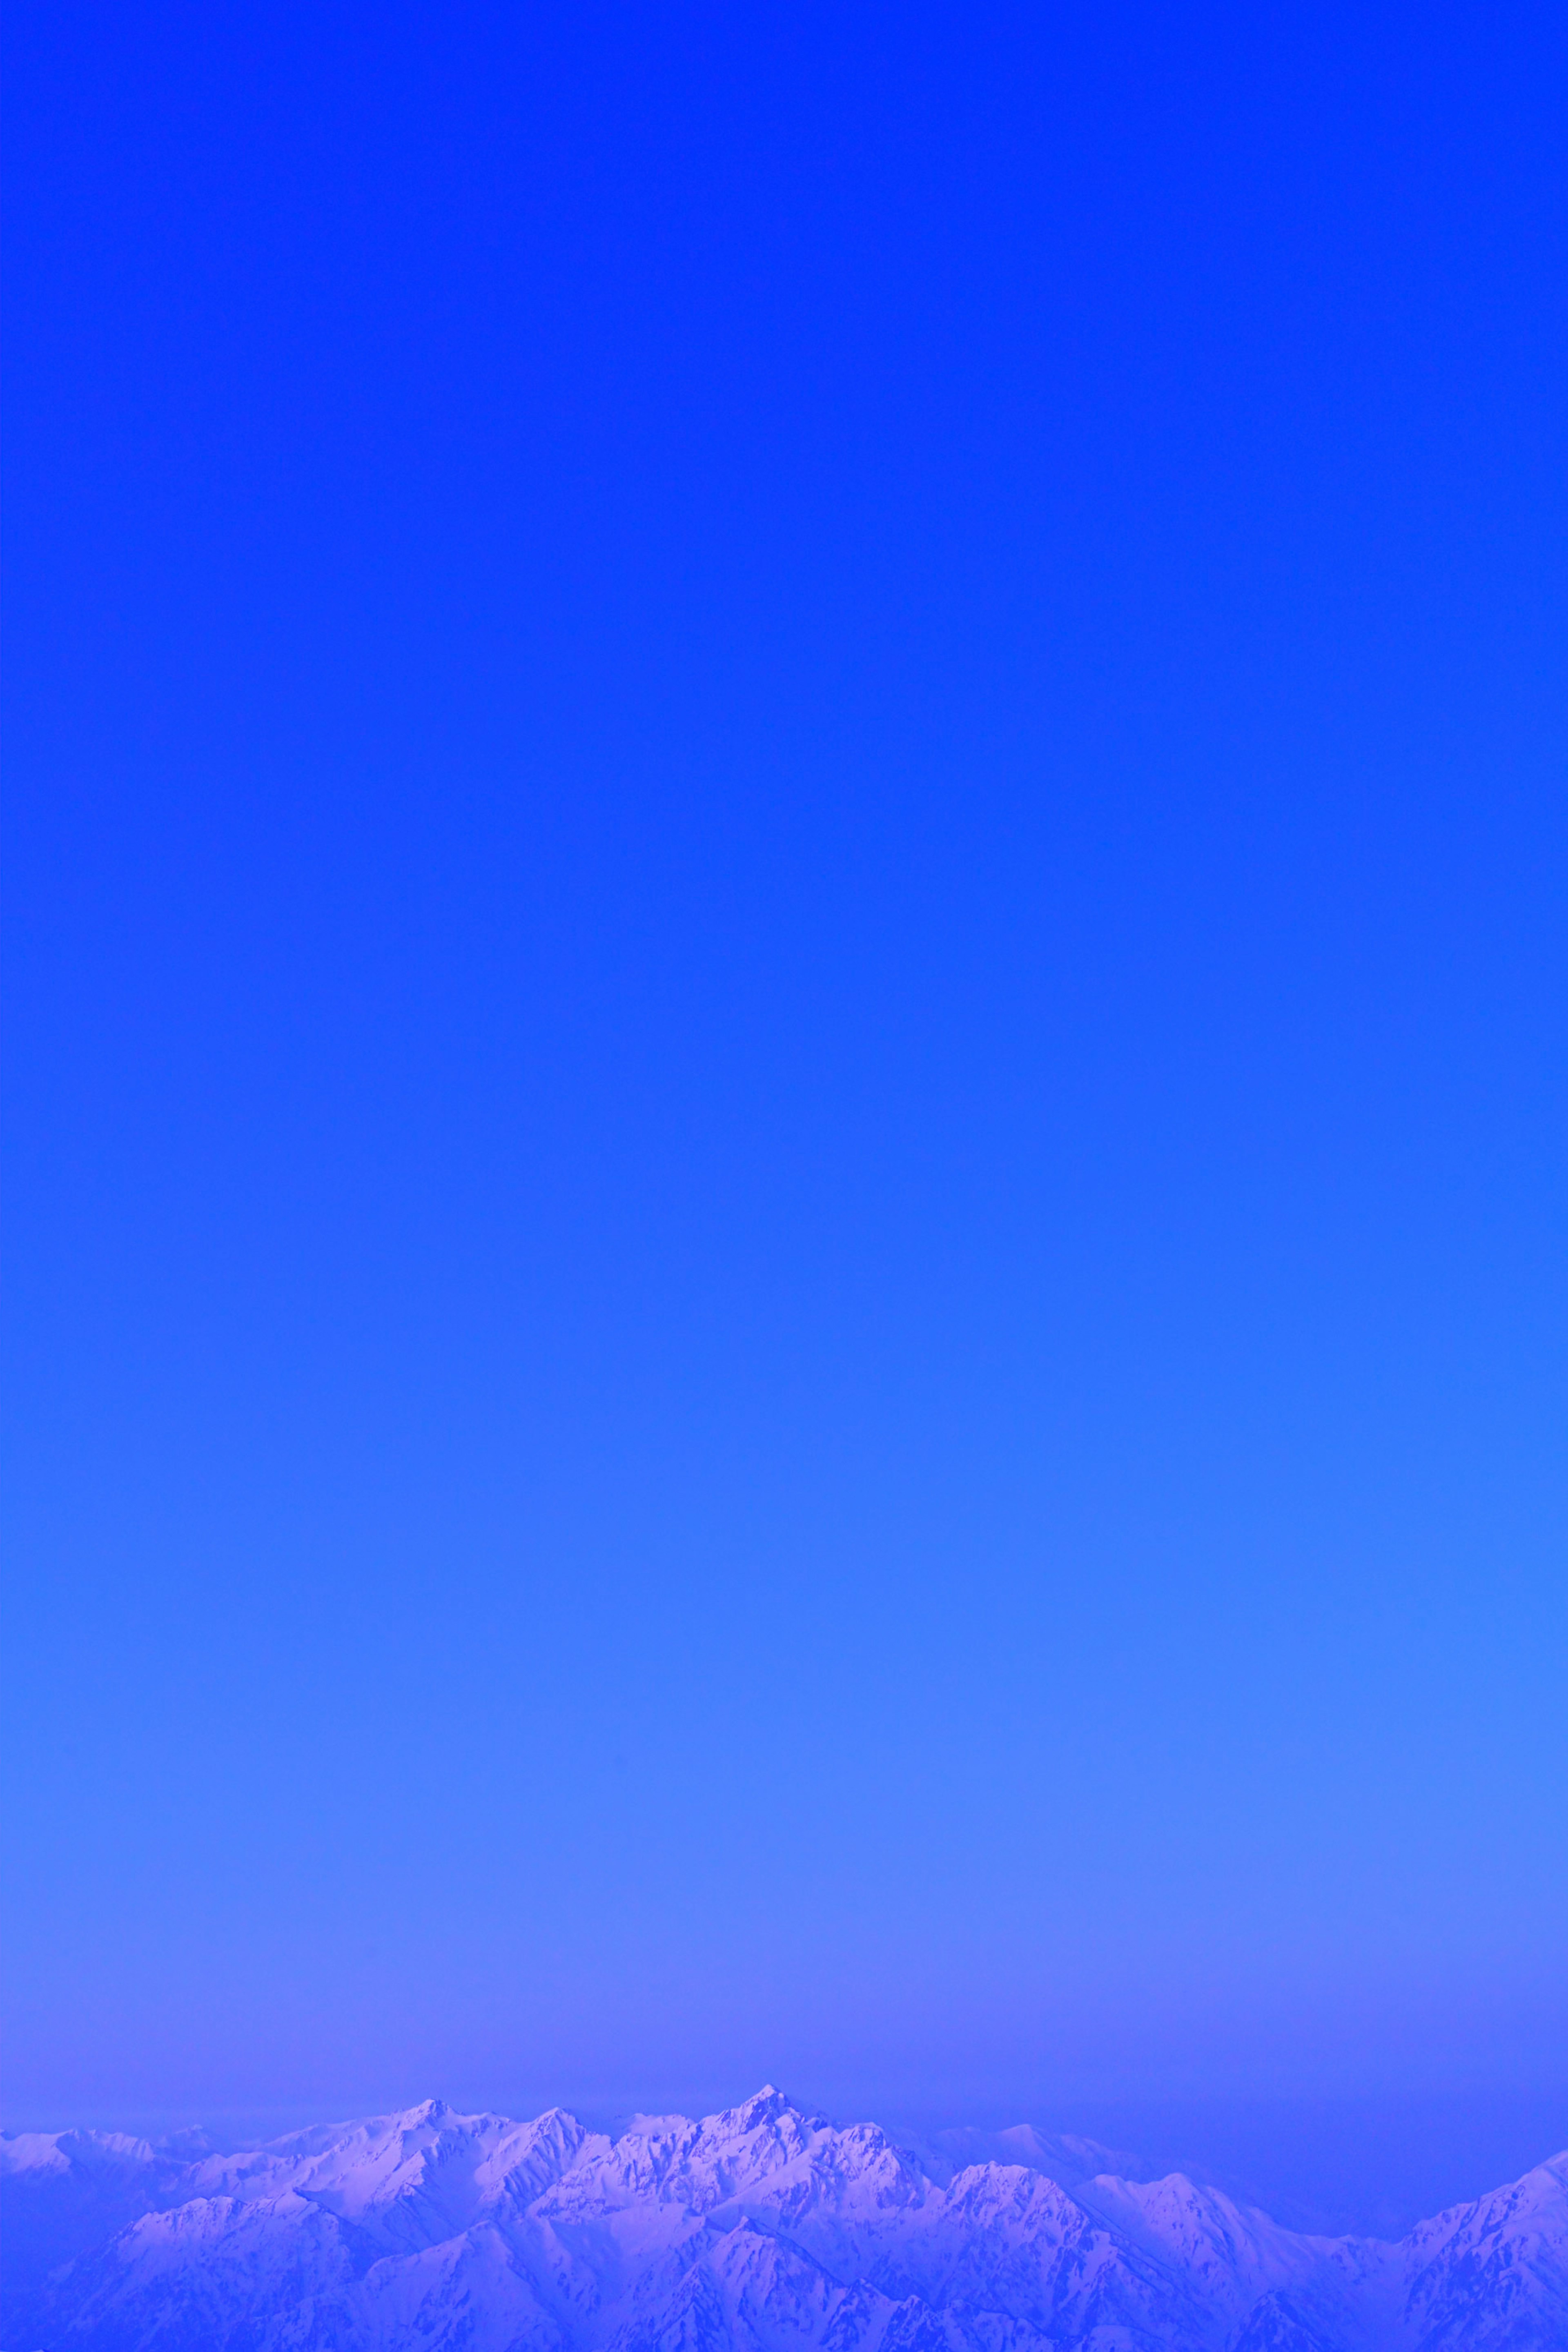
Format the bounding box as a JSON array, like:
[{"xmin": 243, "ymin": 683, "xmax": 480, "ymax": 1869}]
[{"xmin": 2, "ymin": 2089, "xmax": 1564, "ymax": 2351}]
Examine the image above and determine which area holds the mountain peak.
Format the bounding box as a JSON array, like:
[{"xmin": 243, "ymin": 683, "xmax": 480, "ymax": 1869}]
[{"xmin": 725, "ymin": 2084, "xmax": 794, "ymax": 2117}]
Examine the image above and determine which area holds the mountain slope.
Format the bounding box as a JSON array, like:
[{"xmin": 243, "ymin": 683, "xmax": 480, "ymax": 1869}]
[{"xmin": 2, "ymin": 2089, "xmax": 1564, "ymax": 2352}]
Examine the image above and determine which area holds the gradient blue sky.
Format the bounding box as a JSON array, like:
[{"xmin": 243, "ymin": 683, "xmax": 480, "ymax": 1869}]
[{"xmin": 3, "ymin": 0, "xmax": 1565, "ymax": 2205}]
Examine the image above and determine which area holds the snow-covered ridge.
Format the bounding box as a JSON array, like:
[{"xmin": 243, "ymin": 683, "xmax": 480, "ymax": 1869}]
[{"xmin": 3, "ymin": 2085, "xmax": 1564, "ymax": 2350}]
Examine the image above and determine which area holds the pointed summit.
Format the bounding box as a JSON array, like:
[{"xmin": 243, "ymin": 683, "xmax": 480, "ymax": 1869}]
[{"xmin": 705, "ymin": 2085, "xmax": 807, "ymax": 2143}]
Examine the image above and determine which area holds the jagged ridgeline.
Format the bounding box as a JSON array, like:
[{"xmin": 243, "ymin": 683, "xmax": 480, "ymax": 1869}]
[{"xmin": 3, "ymin": 2087, "xmax": 1565, "ymax": 2350}]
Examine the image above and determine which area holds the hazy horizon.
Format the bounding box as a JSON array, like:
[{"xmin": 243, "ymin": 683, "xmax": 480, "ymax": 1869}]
[{"xmin": 9, "ymin": 2075, "xmax": 1567, "ymax": 2245}]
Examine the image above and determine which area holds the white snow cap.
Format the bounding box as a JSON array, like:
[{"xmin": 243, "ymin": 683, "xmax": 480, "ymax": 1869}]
[{"xmin": 4, "ymin": 2094, "xmax": 1564, "ymax": 2352}]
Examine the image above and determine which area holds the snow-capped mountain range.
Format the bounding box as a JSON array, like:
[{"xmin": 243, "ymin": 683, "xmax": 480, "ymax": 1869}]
[{"xmin": 3, "ymin": 2086, "xmax": 1564, "ymax": 2350}]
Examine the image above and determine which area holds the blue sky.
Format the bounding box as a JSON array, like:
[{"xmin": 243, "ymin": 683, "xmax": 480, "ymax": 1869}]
[{"xmin": 3, "ymin": 0, "xmax": 1565, "ymax": 2201}]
